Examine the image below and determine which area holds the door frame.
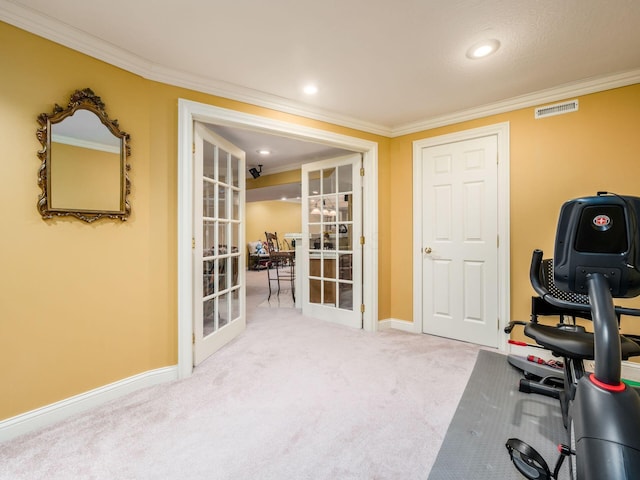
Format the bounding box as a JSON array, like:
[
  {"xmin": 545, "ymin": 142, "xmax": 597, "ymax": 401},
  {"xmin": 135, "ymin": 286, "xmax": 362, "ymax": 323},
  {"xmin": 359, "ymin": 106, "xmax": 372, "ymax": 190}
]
[
  {"xmin": 412, "ymin": 122, "xmax": 510, "ymax": 351},
  {"xmin": 178, "ymin": 99, "xmax": 379, "ymax": 379}
]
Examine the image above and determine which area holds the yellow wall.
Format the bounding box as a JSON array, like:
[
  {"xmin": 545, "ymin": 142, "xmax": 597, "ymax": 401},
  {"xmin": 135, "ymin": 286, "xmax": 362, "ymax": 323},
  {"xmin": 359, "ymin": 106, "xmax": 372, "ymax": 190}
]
[
  {"xmin": 247, "ymin": 169, "xmax": 302, "ymax": 190},
  {"xmin": 0, "ymin": 21, "xmax": 390, "ymax": 421},
  {"xmin": 3, "ymin": 18, "xmax": 639, "ymax": 423},
  {"xmin": 389, "ymin": 85, "xmax": 640, "ymax": 327},
  {"xmin": 247, "ymin": 201, "xmax": 302, "ymax": 248}
]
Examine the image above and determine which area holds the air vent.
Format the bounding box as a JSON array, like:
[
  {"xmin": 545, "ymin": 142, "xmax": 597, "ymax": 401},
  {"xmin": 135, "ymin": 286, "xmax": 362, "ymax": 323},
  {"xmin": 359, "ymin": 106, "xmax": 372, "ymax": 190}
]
[{"xmin": 535, "ymin": 100, "xmax": 579, "ymax": 119}]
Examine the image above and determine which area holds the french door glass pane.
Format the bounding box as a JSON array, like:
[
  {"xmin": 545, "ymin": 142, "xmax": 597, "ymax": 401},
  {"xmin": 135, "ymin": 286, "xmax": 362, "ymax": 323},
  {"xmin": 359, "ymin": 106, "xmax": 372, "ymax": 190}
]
[
  {"xmin": 308, "ymin": 170, "xmax": 321, "ymax": 196},
  {"xmin": 203, "ymin": 260, "xmax": 215, "ymax": 296},
  {"xmin": 323, "ymin": 169, "xmax": 336, "ymax": 194},
  {"xmin": 310, "ymin": 278, "xmax": 321, "ymax": 305},
  {"xmin": 339, "ymin": 194, "xmax": 353, "ymax": 221},
  {"xmin": 231, "ymin": 155, "xmax": 240, "ymax": 188},
  {"xmin": 203, "ymin": 180, "xmax": 215, "ymax": 218},
  {"xmin": 203, "ymin": 221, "xmax": 215, "ymax": 256},
  {"xmin": 218, "ymin": 293, "xmax": 229, "ymax": 328},
  {"xmin": 217, "ymin": 222, "xmax": 227, "ymax": 252},
  {"xmin": 203, "ymin": 297, "xmax": 216, "ymax": 336},
  {"xmin": 339, "ymin": 282, "xmax": 353, "ymax": 310},
  {"xmin": 231, "ymin": 223, "xmax": 239, "ymax": 253},
  {"xmin": 338, "ymin": 164, "xmax": 352, "ymax": 193},
  {"xmin": 218, "ymin": 148, "xmax": 230, "ymax": 185},
  {"xmin": 231, "ymin": 289, "xmax": 240, "ymax": 320},
  {"xmin": 339, "ymin": 254, "xmax": 352, "ymax": 280},
  {"xmin": 218, "ymin": 186, "xmax": 227, "ymax": 220},
  {"xmin": 324, "ymin": 280, "xmax": 336, "ymax": 305},
  {"xmin": 232, "ymin": 190, "xmax": 240, "ymax": 220},
  {"xmin": 338, "ymin": 225, "xmax": 352, "ymax": 249},
  {"xmin": 203, "ymin": 141, "xmax": 215, "ymax": 180}
]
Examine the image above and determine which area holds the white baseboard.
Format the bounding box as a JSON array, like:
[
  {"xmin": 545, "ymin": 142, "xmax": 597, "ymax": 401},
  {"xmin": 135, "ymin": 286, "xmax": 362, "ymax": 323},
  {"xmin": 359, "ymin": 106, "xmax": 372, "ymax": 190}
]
[
  {"xmin": 0, "ymin": 365, "xmax": 178, "ymax": 442},
  {"xmin": 378, "ymin": 318, "xmax": 420, "ymax": 333}
]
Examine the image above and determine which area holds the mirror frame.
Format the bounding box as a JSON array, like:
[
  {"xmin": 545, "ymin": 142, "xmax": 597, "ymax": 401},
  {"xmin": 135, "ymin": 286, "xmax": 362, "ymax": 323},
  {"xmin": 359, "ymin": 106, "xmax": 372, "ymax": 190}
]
[{"xmin": 36, "ymin": 88, "xmax": 131, "ymax": 223}]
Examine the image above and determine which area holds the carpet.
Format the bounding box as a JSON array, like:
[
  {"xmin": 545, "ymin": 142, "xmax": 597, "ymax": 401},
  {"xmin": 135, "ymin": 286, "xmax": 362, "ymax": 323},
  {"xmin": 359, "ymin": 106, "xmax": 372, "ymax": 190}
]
[
  {"xmin": 428, "ymin": 349, "xmax": 570, "ymax": 480},
  {"xmin": 0, "ymin": 308, "xmax": 481, "ymax": 480},
  {"xmin": 257, "ymin": 289, "xmax": 295, "ymax": 308}
]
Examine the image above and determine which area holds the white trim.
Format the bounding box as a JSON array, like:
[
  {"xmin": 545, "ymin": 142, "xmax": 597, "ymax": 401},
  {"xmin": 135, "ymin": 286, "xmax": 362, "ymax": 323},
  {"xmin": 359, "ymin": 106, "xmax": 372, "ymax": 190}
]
[
  {"xmin": 178, "ymin": 100, "xmax": 379, "ymax": 379},
  {"xmin": 0, "ymin": 366, "xmax": 177, "ymax": 442},
  {"xmin": 0, "ymin": 0, "xmax": 388, "ymax": 137},
  {"xmin": 412, "ymin": 122, "xmax": 510, "ymax": 351},
  {"xmin": 390, "ymin": 70, "xmax": 640, "ymax": 136},
  {"xmin": 1, "ymin": 0, "xmax": 638, "ymax": 137},
  {"xmin": 378, "ymin": 318, "xmax": 420, "ymax": 333}
]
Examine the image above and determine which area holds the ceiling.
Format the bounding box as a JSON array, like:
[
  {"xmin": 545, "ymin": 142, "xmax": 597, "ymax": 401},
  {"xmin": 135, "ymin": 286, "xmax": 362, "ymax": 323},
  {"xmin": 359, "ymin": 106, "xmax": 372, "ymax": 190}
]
[
  {"xmin": 205, "ymin": 124, "xmax": 353, "ymax": 203},
  {"xmin": 3, "ymin": 0, "xmax": 640, "ymax": 200},
  {"xmin": 3, "ymin": 0, "xmax": 640, "ymax": 134},
  {"xmin": 207, "ymin": 124, "xmax": 352, "ymax": 174}
]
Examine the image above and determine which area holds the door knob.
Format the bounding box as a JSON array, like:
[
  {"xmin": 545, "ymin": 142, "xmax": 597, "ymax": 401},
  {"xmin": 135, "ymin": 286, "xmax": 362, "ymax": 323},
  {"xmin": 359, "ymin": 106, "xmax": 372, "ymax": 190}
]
[{"xmin": 424, "ymin": 247, "xmax": 432, "ymax": 254}]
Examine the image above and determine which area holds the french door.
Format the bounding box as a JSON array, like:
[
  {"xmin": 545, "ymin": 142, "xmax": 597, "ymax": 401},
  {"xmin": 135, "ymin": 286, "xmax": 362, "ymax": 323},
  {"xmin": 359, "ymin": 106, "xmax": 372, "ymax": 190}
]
[
  {"xmin": 193, "ymin": 122, "xmax": 245, "ymax": 365},
  {"xmin": 302, "ymin": 154, "xmax": 362, "ymax": 328}
]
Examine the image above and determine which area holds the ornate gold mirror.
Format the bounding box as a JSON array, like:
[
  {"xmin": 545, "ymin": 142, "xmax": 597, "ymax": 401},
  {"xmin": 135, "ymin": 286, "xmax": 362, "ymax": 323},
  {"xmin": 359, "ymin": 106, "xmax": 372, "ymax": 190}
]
[{"xmin": 36, "ymin": 88, "xmax": 131, "ymax": 222}]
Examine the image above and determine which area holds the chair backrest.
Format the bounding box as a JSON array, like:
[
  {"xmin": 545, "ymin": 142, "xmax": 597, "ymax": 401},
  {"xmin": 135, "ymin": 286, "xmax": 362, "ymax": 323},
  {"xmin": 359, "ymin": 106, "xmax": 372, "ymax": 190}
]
[
  {"xmin": 264, "ymin": 232, "xmax": 280, "ymax": 253},
  {"xmin": 541, "ymin": 258, "xmax": 589, "ymax": 305},
  {"xmin": 531, "ymin": 258, "xmax": 591, "ymax": 324}
]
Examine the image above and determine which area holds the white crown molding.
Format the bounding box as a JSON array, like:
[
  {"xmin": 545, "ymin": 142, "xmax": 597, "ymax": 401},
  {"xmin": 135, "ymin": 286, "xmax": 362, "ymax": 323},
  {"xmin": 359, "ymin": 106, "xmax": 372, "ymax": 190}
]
[
  {"xmin": 2, "ymin": 0, "xmax": 639, "ymax": 139},
  {"xmin": 0, "ymin": 0, "xmax": 391, "ymax": 137},
  {"xmin": 147, "ymin": 63, "xmax": 392, "ymax": 136},
  {"xmin": 391, "ymin": 69, "xmax": 640, "ymax": 137},
  {"xmin": 0, "ymin": 0, "xmax": 154, "ymax": 75}
]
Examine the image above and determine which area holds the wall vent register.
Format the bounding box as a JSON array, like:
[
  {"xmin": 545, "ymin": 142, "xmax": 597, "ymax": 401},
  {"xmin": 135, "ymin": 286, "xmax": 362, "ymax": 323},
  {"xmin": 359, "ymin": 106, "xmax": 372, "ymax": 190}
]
[{"xmin": 534, "ymin": 99, "xmax": 579, "ymax": 119}]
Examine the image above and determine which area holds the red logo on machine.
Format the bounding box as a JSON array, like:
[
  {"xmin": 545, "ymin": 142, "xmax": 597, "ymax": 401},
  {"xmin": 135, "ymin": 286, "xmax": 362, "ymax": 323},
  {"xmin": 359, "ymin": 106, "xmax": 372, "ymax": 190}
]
[{"xmin": 592, "ymin": 214, "xmax": 611, "ymax": 231}]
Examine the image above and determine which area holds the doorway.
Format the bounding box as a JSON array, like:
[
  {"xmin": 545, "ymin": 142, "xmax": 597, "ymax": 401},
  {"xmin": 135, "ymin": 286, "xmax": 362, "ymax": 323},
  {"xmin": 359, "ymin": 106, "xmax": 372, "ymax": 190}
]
[
  {"xmin": 412, "ymin": 123, "xmax": 510, "ymax": 350},
  {"xmin": 178, "ymin": 99, "xmax": 379, "ymax": 379}
]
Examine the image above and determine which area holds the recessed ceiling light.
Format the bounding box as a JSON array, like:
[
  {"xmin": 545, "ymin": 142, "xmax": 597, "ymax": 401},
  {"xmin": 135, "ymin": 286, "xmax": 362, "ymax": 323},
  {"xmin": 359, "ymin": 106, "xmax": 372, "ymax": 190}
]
[
  {"xmin": 466, "ymin": 39, "xmax": 500, "ymax": 59},
  {"xmin": 303, "ymin": 84, "xmax": 318, "ymax": 95},
  {"xmin": 257, "ymin": 149, "xmax": 271, "ymax": 155}
]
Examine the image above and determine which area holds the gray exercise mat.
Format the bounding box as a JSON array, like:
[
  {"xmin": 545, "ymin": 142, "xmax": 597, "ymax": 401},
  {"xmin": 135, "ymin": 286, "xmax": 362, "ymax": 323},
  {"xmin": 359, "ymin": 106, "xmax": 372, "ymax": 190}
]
[{"xmin": 428, "ymin": 349, "xmax": 570, "ymax": 479}]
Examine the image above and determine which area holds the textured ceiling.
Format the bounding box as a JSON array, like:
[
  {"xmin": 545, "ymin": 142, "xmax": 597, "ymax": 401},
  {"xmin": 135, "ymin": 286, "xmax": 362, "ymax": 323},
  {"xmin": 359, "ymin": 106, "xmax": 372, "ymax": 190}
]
[
  {"xmin": 3, "ymin": 0, "xmax": 640, "ymax": 134},
  {"xmin": 4, "ymin": 0, "xmax": 640, "ymax": 201}
]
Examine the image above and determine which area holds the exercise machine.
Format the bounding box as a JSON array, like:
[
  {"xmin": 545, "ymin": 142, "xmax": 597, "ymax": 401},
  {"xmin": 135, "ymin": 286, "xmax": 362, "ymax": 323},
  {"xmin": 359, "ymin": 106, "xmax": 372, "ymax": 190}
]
[{"xmin": 506, "ymin": 193, "xmax": 640, "ymax": 480}]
